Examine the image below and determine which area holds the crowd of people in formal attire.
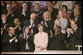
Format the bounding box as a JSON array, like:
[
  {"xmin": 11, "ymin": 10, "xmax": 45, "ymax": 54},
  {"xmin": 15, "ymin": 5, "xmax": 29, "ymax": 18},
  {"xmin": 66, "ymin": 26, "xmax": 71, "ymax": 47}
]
[{"xmin": 1, "ymin": 1, "xmax": 82, "ymax": 52}]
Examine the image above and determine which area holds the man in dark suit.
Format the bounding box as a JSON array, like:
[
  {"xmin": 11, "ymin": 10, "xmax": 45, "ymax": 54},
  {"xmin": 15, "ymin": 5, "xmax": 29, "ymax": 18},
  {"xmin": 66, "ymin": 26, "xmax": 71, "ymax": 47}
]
[
  {"xmin": 24, "ymin": 13, "xmax": 39, "ymax": 36},
  {"xmin": 67, "ymin": 20, "xmax": 82, "ymax": 50},
  {"xmin": 12, "ymin": 18, "xmax": 23, "ymax": 36},
  {"xmin": 19, "ymin": 26, "xmax": 35, "ymax": 52},
  {"xmin": 2, "ymin": 27, "xmax": 19, "ymax": 52},
  {"xmin": 19, "ymin": 2, "xmax": 31, "ymax": 24},
  {"xmin": 71, "ymin": 8, "xmax": 82, "ymax": 28},
  {"xmin": 32, "ymin": 3, "xmax": 44, "ymax": 23}
]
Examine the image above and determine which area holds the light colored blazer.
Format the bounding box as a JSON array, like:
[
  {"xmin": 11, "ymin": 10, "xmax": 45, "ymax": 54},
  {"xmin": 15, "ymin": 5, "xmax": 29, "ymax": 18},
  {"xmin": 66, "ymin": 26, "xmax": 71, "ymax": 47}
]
[{"xmin": 34, "ymin": 31, "xmax": 48, "ymax": 52}]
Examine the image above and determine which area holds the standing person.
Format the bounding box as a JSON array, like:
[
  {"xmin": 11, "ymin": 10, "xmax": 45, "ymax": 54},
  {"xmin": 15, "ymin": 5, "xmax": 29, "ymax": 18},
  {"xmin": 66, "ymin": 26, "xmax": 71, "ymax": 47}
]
[
  {"xmin": 12, "ymin": 18, "xmax": 23, "ymax": 36},
  {"xmin": 67, "ymin": 20, "xmax": 82, "ymax": 50},
  {"xmin": 19, "ymin": 26, "xmax": 35, "ymax": 52},
  {"xmin": 32, "ymin": 3, "xmax": 44, "ymax": 23},
  {"xmin": 2, "ymin": 27, "xmax": 19, "ymax": 52},
  {"xmin": 50, "ymin": 26, "xmax": 66, "ymax": 50},
  {"xmin": 41, "ymin": 11, "xmax": 54, "ymax": 50},
  {"xmin": 62, "ymin": 5, "xmax": 71, "ymax": 27},
  {"xmin": 24, "ymin": 13, "xmax": 38, "ymax": 36},
  {"xmin": 34, "ymin": 24, "xmax": 48, "ymax": 52},
  {"xmin": 54, "ymin": 11, "xmax": 67, "ymax": 34},
  {"xmin": 19, "ymin": 2, "xmax": 31, "ymax": 24},
  {"xmin": 71, "ymin": 8, "xmax": 82, "ymax": 28}
]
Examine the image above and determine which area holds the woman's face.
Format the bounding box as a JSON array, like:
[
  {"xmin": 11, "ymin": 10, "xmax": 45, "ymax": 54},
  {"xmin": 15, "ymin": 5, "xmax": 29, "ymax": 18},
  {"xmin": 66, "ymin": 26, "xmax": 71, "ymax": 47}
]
[
  {"xmin": 25, "ymin": 27, "xmax": 29, "ymax": 34},
  {"xmin": 58, "ymin": 11, "xmax": 63, "ymax": 18},
  {"xmin": 62, "ymin": 7, "xmax": 67, "ymax": 12},
  {"xmin": 38, "ymin": 26, "xmax": 43, "ymax": 32},
  {"xmin": 43, "ymin": 14, "xmax": 49, "ymax": 20},
  {"xmin": 7, "ymin": 4, "xmax": 12, "ymax": 10}
]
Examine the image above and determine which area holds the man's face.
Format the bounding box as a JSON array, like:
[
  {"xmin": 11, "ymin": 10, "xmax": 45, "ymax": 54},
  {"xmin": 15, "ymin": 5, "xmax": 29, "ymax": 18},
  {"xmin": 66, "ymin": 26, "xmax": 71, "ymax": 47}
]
[
  {"xmin": 14, "ymin": 18, "xmax": 19, "ymax": 25},
  {"xmin": 9, "ymin": 27, "xmax": 15, "ymax": 35},
  {"xmin": 47, "ymin": 2, "xmax": 53, "ymax": 8},
  {"xmin": 22, "ymin": 3, "xmax": 28, "ymax": 9},
  {"xmin": 74, "ymin": 9, "xmax": 80, "ymax": 16},
  {"xmin": 35, "ymin": 5, "xmax": 40, "ymax": 10},
  {"xmin": 71, "ymin": 21, "xmax": 77, "ymax": 29}
]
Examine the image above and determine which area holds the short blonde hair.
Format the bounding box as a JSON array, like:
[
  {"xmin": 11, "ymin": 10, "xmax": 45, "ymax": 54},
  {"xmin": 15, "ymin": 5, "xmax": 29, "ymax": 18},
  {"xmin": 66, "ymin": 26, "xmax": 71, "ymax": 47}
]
[{"xmin": 43, "ymin": 11, "xmax": 49, "ymax": 17}]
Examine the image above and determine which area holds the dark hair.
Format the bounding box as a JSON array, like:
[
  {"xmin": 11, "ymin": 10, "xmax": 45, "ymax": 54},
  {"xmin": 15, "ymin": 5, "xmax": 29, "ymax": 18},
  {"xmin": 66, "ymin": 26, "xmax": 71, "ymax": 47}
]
[
  {"xmin": 62, "ymin": 5, "xmax": 68, "ymax": 11},
  {"xmin": 22, "ymin": 2, "xmax": 28, "ymax": 5},
  {"xmin": 55, "ymin": 25, "xmax": 61, "ymax": 35},
  {"xmin": 47, "ymin": 1, "xmax": 53, "ymax": 4},
  {"xmin": 75, "ymin": 21, "xmax": 79, "ymax": 27},
  {"xmin": 37, "ymin": 24, "xmax": 44, "ymax": 28},
  {"xmin": 35, "ymin": 3, "xmax": 40, "ymax": 6},
  {"xmin": 1, "ymin": 14, "xmax": 7, "ymax": 18}
]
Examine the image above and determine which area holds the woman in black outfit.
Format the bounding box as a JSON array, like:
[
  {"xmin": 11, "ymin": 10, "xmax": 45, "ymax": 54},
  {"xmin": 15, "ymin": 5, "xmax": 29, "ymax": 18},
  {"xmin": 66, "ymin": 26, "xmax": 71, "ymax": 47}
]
[{"xmin": 50, "ymin": 26, "xmax": 66, "ymax": 50}]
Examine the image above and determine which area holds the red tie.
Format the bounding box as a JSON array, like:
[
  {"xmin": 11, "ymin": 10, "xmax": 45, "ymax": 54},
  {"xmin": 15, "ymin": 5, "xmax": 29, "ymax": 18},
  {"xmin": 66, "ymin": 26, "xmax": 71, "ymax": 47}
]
[{"xmin": 30, "ymin": 28, "xmax": 32, "ymax": 33}]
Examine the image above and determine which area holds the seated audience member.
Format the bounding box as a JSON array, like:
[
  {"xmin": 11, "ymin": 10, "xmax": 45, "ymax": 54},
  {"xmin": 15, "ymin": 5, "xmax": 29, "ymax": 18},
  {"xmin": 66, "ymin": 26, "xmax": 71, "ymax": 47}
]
[
  {"xmin": 44, "ymin": 1, "xmax": 58, "ymax": 21},
  {"xmin": 19, "ymin": 26, "xmax": 35, "ymax": 52},
  {"xmin": 34, "ymin": 24, "xmax": 48, "ymax": 52},
  {"xmin": 12, "ymin": 18, "xmax": 23, "ymax": 35},
  {"xmin": 67, "ymin": 20, "xmax": 82, "ymax": 50},
  {"xmin": 50, "ymin": 26, "xmax": 66, "ymax": 50},
  {"xmin": 2, "ymin": 27, "xmax": 19, "ymax": 52},
  {"xmin": 19, "ymin": 2, "xmax": 31, "ymax": 24},
  {"xmin": 54, "ymin": 11, "xmax": 67, "ymax": 34}
]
